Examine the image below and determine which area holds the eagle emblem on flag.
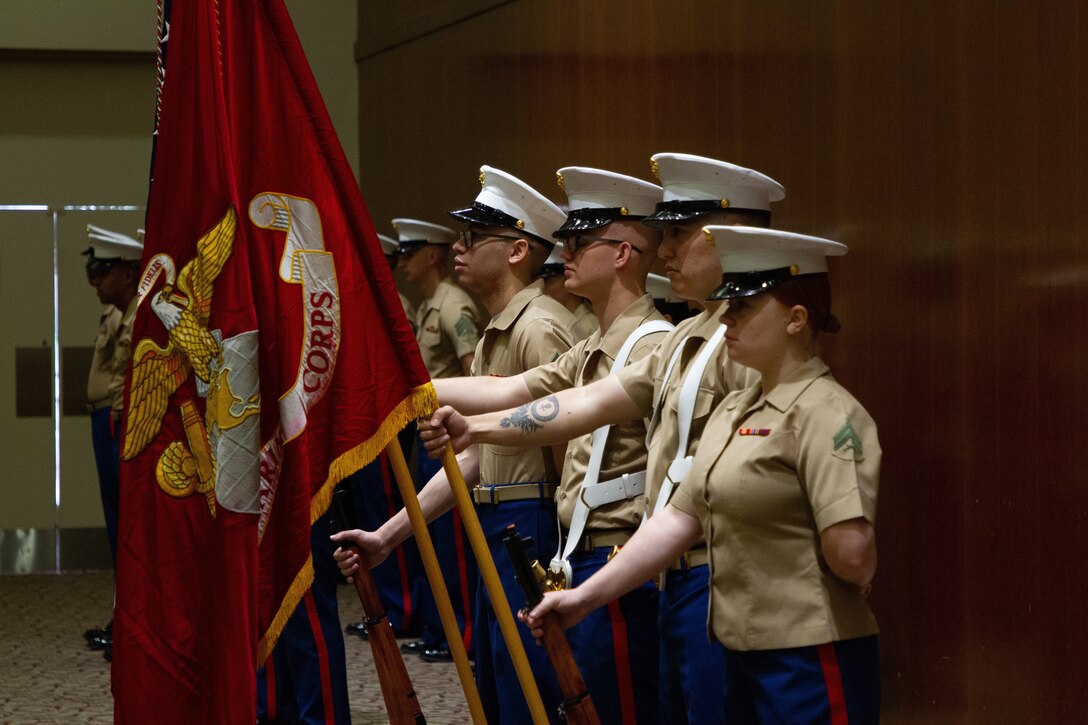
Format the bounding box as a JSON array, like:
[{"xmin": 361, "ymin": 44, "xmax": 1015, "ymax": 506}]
[{"xmin": 123, "ymin": 206, "xmax": 259, "ymax": 517}]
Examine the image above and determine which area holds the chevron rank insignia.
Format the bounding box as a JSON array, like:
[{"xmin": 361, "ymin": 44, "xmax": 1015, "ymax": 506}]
[
  {"xmin": 832, "ymin": 419, "xmax": 864, "ymax": 461},
  {"xmin": 455, "ymin": 313, "xmax": 476, "ymax": 339}
]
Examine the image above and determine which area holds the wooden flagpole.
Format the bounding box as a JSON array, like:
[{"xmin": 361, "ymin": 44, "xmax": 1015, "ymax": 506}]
[
  {"xmin": 384, "ymin": 440, "xmax": 486, "ymax": 724},
  {"xmin": 440, "ymin": 444, "xmax": 550, "ymax": 725}
]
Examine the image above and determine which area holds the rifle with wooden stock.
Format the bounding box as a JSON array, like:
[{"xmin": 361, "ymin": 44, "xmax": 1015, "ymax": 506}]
[
  {"xmin": 502, "ymin": 524, "xmax": 601, "ymax": 725},
  {"xmin": 328, "ymin": 488, "xmax": 426, "ymax": 724}
]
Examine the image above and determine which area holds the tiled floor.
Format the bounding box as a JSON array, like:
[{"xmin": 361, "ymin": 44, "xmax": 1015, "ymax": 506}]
[{"xmin": 0, "ymin": 571, "xmax": 471, "ymax": 724}]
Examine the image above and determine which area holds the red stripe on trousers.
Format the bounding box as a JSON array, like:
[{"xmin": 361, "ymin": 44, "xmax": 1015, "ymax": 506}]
[
  {"xmin": 452, "ymin": 508, "xmax": 473, "ymax": 651},
  {"xmin": 265, "ymin": 654, "xmax": 277, "ymax": 718},
  {"xmin": 817, "ymin": 642, "xmax": 849, "ymax": 725},
  {"xmin": 379, "ymin": 451, "xmax": 413, "ymax": 625},
  {"xmin": 302, "ymin": 590, "xmax": 336, "ymax": 725},
  {"xmin": 606, "ymin": 599, "xmax": 637, "ymax": 724}
]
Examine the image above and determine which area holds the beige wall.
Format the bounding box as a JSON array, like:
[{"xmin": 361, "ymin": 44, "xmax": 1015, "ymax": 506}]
[{"xmin": 0, "ymin": 0, "xmax": 358, "ymax": 530}]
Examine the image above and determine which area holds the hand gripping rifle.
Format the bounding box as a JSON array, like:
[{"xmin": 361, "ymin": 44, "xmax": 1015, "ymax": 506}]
[
  {"xmin": 502, "ymin": 524, "xmax": 601, "ymax": 725},
  {"xmin": 328, "ymin": 488, "xmax": 426, "ymax": 724}
]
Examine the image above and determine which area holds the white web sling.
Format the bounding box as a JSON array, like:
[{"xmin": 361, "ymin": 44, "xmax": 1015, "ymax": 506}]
[
  {"xmin": 651, "ymin": 323, "xmax": 727, "ymax": 516},
  {"xmin": 548, "ymin": 319, "xmax": 674, "ymax": 587}
]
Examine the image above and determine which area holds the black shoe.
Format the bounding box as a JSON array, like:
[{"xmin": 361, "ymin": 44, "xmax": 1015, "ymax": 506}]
[
  {"xmin": 345, "ymin": 621, "xmax": 369, "ymax": 640},
  {"xmin": 87, "ymin": 632, "xmax": 112, "ymax": 650},
  {"xmin": 421, "ymin": 647, "xmax": 452, "ymax": 662},
  {"xmin": 103, "ymin": 645, "xmax": 112, "ymax": 662},
  {"xmin": 84, "ymin": 620, "xmax": 112, "ymax": 643},
  {"xmin": 400, "ymin": 639, "xmax": 426, "ymax": 655}
]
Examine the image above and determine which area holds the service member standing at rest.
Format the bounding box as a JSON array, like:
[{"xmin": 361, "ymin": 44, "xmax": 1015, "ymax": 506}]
[
  {"xmin": 341, "ymin": 238, "xmax": 423, "ymax": 642},
  {"xmin": 380, "ymin": 232, "xmax": 415, "ymax": 327},
  {"xmin": 81, "ymin": 225, "xmax": 143, "ymax": 661},
  {"xmin": 421, "ymin": 154, "xmax": 784, "ymax": 723},
  {"xmin": 334, "ymin": 165, "xmax": 575, "ymax": 724},
  {"xmin": 526, "ymin": 226, "xmax": 882, "ymax": 724},
  {"xmin": 419, "ymin": 167, "xmax": 671, "ymax": 722},
  {"xmin": 257, "ymin": 514, "xmax": 352, "ymax": 725},
  {"xmin": 538, "ymin": 239, "xmax": 599, "ymax": 342},
  {"xmin": 395, "ymin": 218, "xmax": 479, "ymax": 378},
  {"xmin": 390, "ymin": 218, "xmax": 481, "ymax": 661},
  {"xmin": 81, "ymin": 224, "xmax": 143, "ymax": 653}
]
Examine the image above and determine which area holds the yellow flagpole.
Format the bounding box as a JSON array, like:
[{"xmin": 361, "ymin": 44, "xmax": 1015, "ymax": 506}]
[
  {"xmin": 384, "ymin": 440, "xmax": 487, "ymax": 725},
  {"xmin": 441, "ymin": 444, "xmax": 550, "ymax": 725}
]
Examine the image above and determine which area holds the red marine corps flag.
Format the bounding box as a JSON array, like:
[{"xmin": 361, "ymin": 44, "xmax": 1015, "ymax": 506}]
[{"xmin": 112, "ymin": 1, "xmax": 434, "ymax": 722}]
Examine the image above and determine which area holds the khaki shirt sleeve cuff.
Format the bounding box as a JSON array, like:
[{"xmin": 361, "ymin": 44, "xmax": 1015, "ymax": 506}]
[
  {"xmin": 668, "ymin": 483, "xmax": 699, "ymax": 518},
  {"xmin": 615, "ymin": 359, "xmax": 654, "ymax": 416},
  {"xmin": 813, "ymin": 489, "xmax": 873, "ymax": 532},
  {"xmin": 522, "ymin": 367, "xmax": 552, "ymax": 398}
]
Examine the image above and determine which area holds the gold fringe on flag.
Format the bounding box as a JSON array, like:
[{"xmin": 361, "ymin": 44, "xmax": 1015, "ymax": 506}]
[
  {"xmin": 310, "ymin": 382, "xmax": 439, "ymax": 525},
  {"xmin": 258, "ymin": 557, "xmax": 315, "ymax": 664},
  {"xmin": 257, "ymin": 381, "xmax": 439, "ymax": 664}
]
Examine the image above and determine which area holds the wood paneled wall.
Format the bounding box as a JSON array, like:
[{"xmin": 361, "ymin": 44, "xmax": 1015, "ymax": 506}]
[{"xmin": 356, "ymin": 1, "xmax": 1088, "ymax": 720}]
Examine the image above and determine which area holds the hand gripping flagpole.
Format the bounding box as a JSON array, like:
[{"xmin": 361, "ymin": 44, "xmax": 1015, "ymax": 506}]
[
  {"xmin": 384, "ymin": 440, "xmax": 487, "ymax": 725},
  {"xmin": 440, "ymin": 444, "xmax": 551, "ymax": 725}
]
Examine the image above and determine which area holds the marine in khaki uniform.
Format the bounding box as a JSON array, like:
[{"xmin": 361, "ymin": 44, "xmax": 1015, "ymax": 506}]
[
  {"xmin": 81, "ymin": 224, "xmax": 144, "ymax": 659},
  {"xmin": 334, "ymin": 165, "xmax": 574, "ymax": 724},
  {"xmin": 425, "ymin": 167, "xmax": 670, "ymax": 723},
  {"xmin": 393, "ymin": 218, "xmax": 480, "ymax": 377},
  {"xmin": 341, "ymin": 231, "xmax": 424, "ymax": 646},
  {"xmin": 378, "ymin": 232, "xmax": 415, "ymax": 327},
  {"xmin": 424, "ymin": 154, "xmax": 784, "ymax": 723},
  {"xmin": 88, "ymin": 305, "xmax": 123, "ymax": 420},
  {"xmin": 538, "ymin": 240, "xmax": 599, "ymax": 342},
  {"xmin": 389, "ymin": 218, "xmax": 481, "ymax": 662},
  {"xmin": 527, "ymin": 226, "xmax": 882, "ymax": 724}
]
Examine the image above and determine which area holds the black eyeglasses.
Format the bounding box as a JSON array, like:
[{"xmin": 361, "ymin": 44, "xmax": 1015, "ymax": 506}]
[
  {"xmin": 458, "ymin": 230, "xmax": 525, "ymax": 249},
  {"xmin": 566, "ymin": 235, "xmax": 643, "ymax": 255},
  {"xmin": 85, "ymin": 259, "xmax": 124, "ymax": 280}
]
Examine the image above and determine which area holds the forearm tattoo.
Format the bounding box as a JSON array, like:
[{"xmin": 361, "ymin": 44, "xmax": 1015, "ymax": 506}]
[{"xmin": 500, "ymin": 395, "xmax": 560, "ymax": 435}]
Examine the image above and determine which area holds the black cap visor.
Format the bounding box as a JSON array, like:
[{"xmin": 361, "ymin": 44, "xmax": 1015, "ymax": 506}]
[
  {"xmin": 643, "ymin": 199, "xmax": 771, "ymax": 230},
  {"xmin": 83, "ymin": 245, "xmax": 135, "ymax": 265},
  {"xmin": 448, "ymin": 201, "xmax": 554, "ymax": 246},
  {"xmin": 553, "ymin": 207, "xmax": 643, "ymax": 238},
  {"xmin": 394, "ymin": 240, "xmax": 429, "ymax": 256},
  {"xmin": 537, "ymin": 263, "xmax": 565, "ymax": 279},
  {"xmin": 448, "ymin": 201, "xmax": 521, "ymax": 230},
  {"xmin": 708, "ymin": 268, "xmax": 825, "ymax": 300},
  {"xmin": 641, "ymin": 199, "xmax": 725, "ymax": 229}
]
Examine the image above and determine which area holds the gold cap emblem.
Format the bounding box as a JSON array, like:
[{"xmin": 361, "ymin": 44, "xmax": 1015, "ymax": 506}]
[
  {"xmin": 702, "ymin": 228, "xmax": 715, "ymax": 246},
  {"xmin": 620, "ymin": 207, "xmax": 628, "ymax": 216},
  {"xmin": 789, "ymin": 264, "xmax": 799, "ymax": 275},
  {"xmin": 479, "ymin": 171, "xmax": 486, "ymax": 187},
  {"xmin": 720, "ymin": 198, "xmax": 730, "ymax": 209},
  {"xmin": 650, "ymin": 158, "xmax": 660, "ymax": 180},
  {"xmin": 516, "ymin": 219, "xmax": 525, "ymax": 230},
  {"xmin": 556, "ymin": 172, "xmax": 565, "ymax": 190}
]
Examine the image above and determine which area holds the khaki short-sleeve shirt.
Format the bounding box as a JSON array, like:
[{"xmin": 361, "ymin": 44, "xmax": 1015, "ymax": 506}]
[
  {"xmin": 414, "ymin": 278, "xmax": 481, "ymax": 379},
  {"xmin": 569, "ymin": 302, "xmax": 599, "ymax": 343},
  {"xmin": 399, "ymin": 292, "xmax": 415, "ymax": 332},
  {"xmin": 670, "ymin": 356, "xmax": 881, "ymax": 651},
  {"xmin": 88, "ymin": 305, "xmax": 123, "ymax": 405},
  {"xmin": 472, "ymin": 280, "xmax": 575, "ymax": 486},
  {"xmin": 108, "ymin": 297, "xmax": 140, "ymax": 414},
  {"xmin": 615, "ymin": 308, "xmax": 758, "ymax": 515},
  {"xmin": 521, "ymin": 295, "xmax": 670, "ymax": 529}
]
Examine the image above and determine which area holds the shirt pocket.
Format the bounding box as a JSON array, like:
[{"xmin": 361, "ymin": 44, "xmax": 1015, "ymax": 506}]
[
  {"xmin": 666, "ymin": 384, "xmax": 717, "ymax": 431},
  {"xmin": 418, "ymin": 324, "xmax": 442, "ymax": 349}
]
